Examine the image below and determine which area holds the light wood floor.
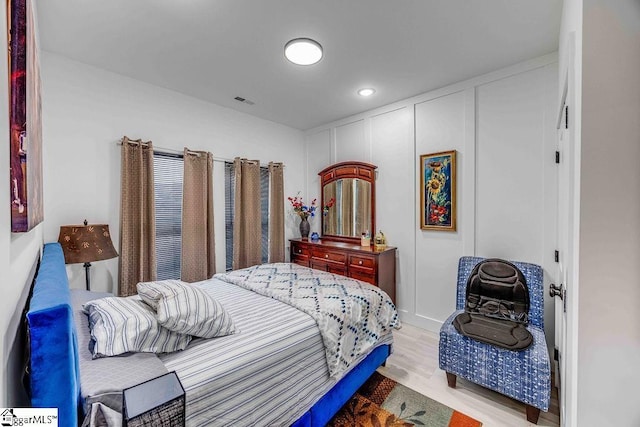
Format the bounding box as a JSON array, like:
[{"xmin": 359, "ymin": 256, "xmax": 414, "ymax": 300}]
[{"xmin": 377, "ymin": 323, "xmax": 560, "ymax": 427}]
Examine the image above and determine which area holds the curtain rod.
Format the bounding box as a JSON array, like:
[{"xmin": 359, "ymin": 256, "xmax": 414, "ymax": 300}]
[{"xmin": 116, "ymin": 141, "xmax": 234, "ymax": 163}]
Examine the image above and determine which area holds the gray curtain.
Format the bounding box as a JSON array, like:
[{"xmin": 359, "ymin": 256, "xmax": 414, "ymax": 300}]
[
  {"xmin": 181, "ymin": 148, "xmax": 215, "ymax": 282},
  {"xmin": 232, "ymin": 158, "xmax": 262, "ymax": 269},
  {"xmin": 119, "ymin": 137, "xmax": 157, "ymax": 296},
  {"xmin": 268, "ymin": 162, "xmax": 285, "ymax": 262}
]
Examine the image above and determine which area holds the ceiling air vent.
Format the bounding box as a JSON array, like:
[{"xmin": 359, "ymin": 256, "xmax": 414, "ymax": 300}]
[{"xmin": 234, "ymin": 96, "xmax": 255, "ymax": 106}]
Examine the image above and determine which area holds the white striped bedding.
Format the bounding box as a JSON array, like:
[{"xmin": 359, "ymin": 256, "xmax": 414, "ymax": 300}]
[
  {"xmin": 159, "ymin": 276, "xmax": 393, "ymax": 426},
  {"xmin": 136, "ymin": 279, "xmax": 236, "ymax": 338},
  {"xmin": 83, "ymin": 295, "xmax": 192, "ymax": 357}
]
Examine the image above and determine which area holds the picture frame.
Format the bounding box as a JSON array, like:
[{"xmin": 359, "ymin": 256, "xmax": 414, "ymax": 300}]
[
  {"xmin": 420, "ymin": 150, "xmax": 456, "ymax": 231},
  {"xmin": 8, "ymin": 0, "xmax": 44, "ymax": 232}
]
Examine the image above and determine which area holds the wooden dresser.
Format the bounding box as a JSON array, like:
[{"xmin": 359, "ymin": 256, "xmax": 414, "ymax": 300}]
[{"xmin": 290, "ymin": 238, "xmax": 397, "ymax": 303}]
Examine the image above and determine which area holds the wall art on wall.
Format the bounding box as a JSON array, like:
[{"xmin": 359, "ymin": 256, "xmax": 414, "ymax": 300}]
[
  {"xmin": 8, "ymin": 0, "xmax": 43, "ymax": 232},
  {"xmin": 420, "ymin": 150, "xmax": 456, "ymax": 231}
]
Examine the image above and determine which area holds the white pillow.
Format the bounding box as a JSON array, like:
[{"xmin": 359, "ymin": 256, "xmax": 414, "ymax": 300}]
[
  {"xmin": 136, "ymin": 280, "xmax": 236, "ymax": 339},
  {"xmin": 83, "ymin": 295, "xmax": 191, "ymax": 358}
]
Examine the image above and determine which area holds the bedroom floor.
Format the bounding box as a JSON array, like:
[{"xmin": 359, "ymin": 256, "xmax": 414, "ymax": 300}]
[{"xmin": 377, "ymin": 323, "xmax": 560, "ymax": 427}]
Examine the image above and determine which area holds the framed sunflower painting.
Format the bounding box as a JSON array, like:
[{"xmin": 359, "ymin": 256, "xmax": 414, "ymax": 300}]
[{"xmin": 420, "ymin": 150, "xmax": 456, "ymax": 231}]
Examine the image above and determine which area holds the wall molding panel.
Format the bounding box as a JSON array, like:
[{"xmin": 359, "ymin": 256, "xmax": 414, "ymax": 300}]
[{"xmin": 305, "ymin": 54, "xmax": 559, "ymax": 347}]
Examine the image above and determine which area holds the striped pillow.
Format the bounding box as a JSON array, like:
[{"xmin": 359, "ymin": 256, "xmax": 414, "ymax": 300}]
[
  {"xmin": 83, "ymin": 296, "xmax": 192, "ymax": 358},
  {"xmin": 137, "ymin": 280, "xmax": 236, "ymax": 339}
]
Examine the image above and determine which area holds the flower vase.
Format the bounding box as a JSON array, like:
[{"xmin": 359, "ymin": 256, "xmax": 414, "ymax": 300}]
[{"xmin": 299, "ymin": 217, "xmax": 310, "ymax": 239}]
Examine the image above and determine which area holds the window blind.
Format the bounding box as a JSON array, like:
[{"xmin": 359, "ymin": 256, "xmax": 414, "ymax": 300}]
[
  {"xmin": 153, "ymin": 152, "xmax": 184, "ymax": 280},
  {"xmin": 224, "ymin": 162, "xmax": 235, "ymax": 271},
  {"xmin": 260, "ymin": 166, "xmax": 269, "ymax": 264}
]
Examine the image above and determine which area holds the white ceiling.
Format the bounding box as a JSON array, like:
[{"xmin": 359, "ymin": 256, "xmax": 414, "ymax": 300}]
[{"xmin": 36, "ymin": 0, "xmax": 561, "ymax": 130}]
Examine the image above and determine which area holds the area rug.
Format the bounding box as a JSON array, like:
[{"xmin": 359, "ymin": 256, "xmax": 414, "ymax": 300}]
[{"xmin": 328, "ymin": 372, "xmax": 482, "ymax": 427}]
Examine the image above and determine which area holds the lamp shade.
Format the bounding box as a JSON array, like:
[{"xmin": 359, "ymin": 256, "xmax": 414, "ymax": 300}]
[{"xmin": 58, "ymin": 223, "xmax": 118, "ymax": 264}]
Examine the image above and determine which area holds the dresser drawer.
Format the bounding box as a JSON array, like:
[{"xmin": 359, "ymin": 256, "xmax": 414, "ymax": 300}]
[
  {"xmin": 349, "ymin": 254, "xmax": 376, "ymax": 269},
  {"xmin": 311, "ymin": 249, "xmax": 347, "ymax": 264},
  {"xmin": 291, "ymin": 242, "xmax": 310, "ymax": 266},
  {"xmin": 292, "ymin": 254, "xmax": 310, "ymax": 267},
  {"xmin": 310, "ymin": 259, "xmax": 347, "ymax": 275},
  {"xmin": 327, "ymin": 263, "xmax": 348, "ymax": 275},
  {"xmin": 291, "ymin": 243, "xmax": 310, "ymax": 257},
  {"xmin": 348, "ymin": 267, "xmax": 376, "ymax": 285},
  {"xmin": 310, "ymin": 259, "xmax": 326, "ymax": 271},
  {"xmin": 311, "ymin": 248, "xmax": 347, "ymax": 275}
]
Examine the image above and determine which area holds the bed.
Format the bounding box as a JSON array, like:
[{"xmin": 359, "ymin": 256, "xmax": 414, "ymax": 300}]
[{"xmin": 26, "ymin": 243, "xmax": 397, "ymax": 426}]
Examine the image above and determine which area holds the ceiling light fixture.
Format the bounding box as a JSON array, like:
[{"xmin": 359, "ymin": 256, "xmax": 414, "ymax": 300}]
[
  {"xmin": 284, "ymin": 38, "xmax": 323, "ymax": 66},
  {"xmin": 358, "ymin": 88, "xmax": 376, "ymax": 97}
]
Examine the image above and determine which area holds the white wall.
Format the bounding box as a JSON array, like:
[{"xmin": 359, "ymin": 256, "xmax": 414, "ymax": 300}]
[
  {"xmin": 305, "ymin": 129, "xmax": 331, "ymax": 237},
  {"xmin": 575, "ymin": 1, "xmax": 640, "ymax": 425},
  {"xmin": 0, "ymin": 1, "xmax": 44, "ymax": 406},
  {"xmin": 304, "ymin": 54, "xmax": 559, "ymax": 350},
  {"xmin": 371, "ymin": 107, "xmax": 413, "ymax": 318},
  {"xmin": 335, "ymin": 120, "xmax": 367, "ymax": 163},
  {"xmin": 40, "ymin": 52, "xmax": 306, "ymax": 292},
  {"xmin": 414, "ymin": 90, "xmax": 470, "ymax": 329}
]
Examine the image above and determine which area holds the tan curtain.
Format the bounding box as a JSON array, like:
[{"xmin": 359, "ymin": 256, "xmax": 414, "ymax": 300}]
[
  {"xmin": 323, "ymin": 183, "xmax": 337, "ymax": 235},
  {"xmin": 119, "ymin": 137, "xmax": 156, "ymax": 296},
  {"xmin": 268, "ymin": 162, "xmax": 285, "ymax": 263},
  {"xmin": 181, "ymin": 148, "xmax": 215, "ymax": 282},
  {"xmin": 232, "ymin": 158, "xmax": 262, "ymax": 269},
  {"xmin": 356, "ymin": 179, "xmax": 371, "ymax": 235},
  {"xmin": 341, "ymin": 179, "xmax": 354, "ymax": 236}
]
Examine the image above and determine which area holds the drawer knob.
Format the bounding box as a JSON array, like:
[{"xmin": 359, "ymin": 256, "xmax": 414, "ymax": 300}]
[
  {"xmin": 298, "ymin": 249, "xmax": 302, "ymax": 253},
  {"xmin": 358, "ymin": 260, "xmax": 363, "ymax": 265},
  {"xmin": 325, "ymin": 254, "xmax": 329, "ymax": 258}
]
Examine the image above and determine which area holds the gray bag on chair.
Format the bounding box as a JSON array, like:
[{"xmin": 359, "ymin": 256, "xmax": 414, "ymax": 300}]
[{"xmin": 453, "ymin": 259, "xmax": 533, "ymax": 351}]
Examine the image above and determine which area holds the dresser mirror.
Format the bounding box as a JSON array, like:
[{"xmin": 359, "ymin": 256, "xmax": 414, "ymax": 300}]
[{"xmin": 319, "ymin": 162, "xmax": 376, "ymax": 243}]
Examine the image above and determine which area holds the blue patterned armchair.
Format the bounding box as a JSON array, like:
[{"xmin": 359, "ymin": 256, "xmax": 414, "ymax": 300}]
[{"xmin": 438, "ymin": 257, "xmax": 551, "ymax": 424}]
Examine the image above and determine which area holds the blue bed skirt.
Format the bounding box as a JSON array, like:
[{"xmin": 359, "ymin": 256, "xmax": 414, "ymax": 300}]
[{"xmin": 291, "ymin": 344, "xmax": 391, "ymax": 427}]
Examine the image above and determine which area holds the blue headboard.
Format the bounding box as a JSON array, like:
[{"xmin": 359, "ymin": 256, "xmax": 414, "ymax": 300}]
[{"xmin": 26, "ymin": 243, "xmax": 80, "ymax": 426}]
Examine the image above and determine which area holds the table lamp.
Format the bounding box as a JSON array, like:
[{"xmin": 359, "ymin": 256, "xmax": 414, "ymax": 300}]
[{"xmin": 58, "ymin": 220, "xmax": 118, "ymax": 290}]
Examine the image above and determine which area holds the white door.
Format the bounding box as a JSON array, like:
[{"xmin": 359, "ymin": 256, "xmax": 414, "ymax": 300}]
[
  {"xmin": 555, "ymin": 100, "xmax": 569, "ymax": 426},
  {"xmin": 554, "ymin": 58, "xmax": 577, "ymax": 426}
]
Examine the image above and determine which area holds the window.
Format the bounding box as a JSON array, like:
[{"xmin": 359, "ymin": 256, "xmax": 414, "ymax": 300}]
[
  {"xmin": 224, "ymin": 162, "xmax": 269, "ymax": 271},
  {"xmin": 153, "ymin": 152, "xmax": 184, "ymax": 280}
]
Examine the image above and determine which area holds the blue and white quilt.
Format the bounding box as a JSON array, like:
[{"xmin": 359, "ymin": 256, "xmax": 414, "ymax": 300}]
[{"xmin": 214, "ymin": 262, "xmax": 399, "ymax": 377}]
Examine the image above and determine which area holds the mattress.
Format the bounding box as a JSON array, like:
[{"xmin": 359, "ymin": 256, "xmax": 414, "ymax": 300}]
[
  {"xmin": 159, "ymin": 277, "xmax": 392, "ymax": 426},
  {"xmin": 73, "ymin": 277, "xmax": 392, "ymax": 426}
]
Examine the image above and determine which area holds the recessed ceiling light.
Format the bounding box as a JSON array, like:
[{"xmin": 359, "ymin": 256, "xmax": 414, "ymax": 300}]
[
  {"xmin": 358, "ymin": 88, "xmax": 376, "ymax": 97},
  {"xmin": 284, "ymin": 38, "xmax": 323, "ymax": 66}
]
